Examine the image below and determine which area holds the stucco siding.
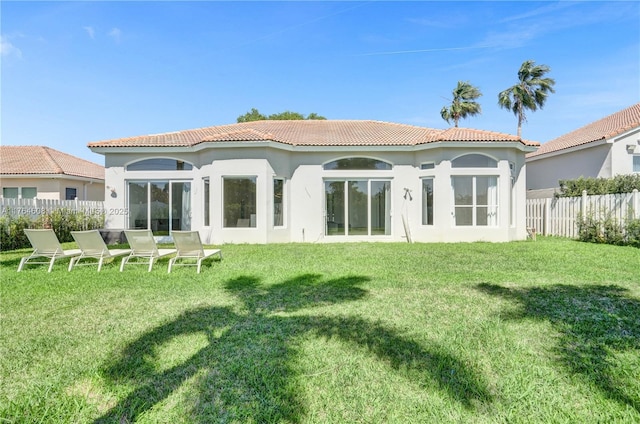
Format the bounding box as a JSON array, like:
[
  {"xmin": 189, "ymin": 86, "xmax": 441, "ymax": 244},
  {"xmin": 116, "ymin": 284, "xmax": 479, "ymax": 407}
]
[
  {"xmin": 611, "ymin": 130, "xmax": 640, "ymax": 176},
  {"xmin": 99, "ymin": 144, "xmax": 530, "ymax": 244},
  {"xmin": 0, "ymin": 177, "xmax": 104, "ymax": 200},
  {"xmin": 526, "ymin": 143, "xmax": 611, "ymax": 190}
]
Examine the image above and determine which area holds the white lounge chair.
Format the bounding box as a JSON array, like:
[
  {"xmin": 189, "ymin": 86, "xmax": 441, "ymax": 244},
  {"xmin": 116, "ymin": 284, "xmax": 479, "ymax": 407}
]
[
  {"xmin": 168, "ymin": 231, "xmax": 222, "ymax": 273},
  {"xmin": 69, "ymin": 230, "xmax": 131, "ymax": 272},
  {"xmin": 18, "ymin": 229, "xmax": 82, "ymax": 272},
  {"xmin": 120, "ymin": 229, "xmax": 176, "ymax": 272}
]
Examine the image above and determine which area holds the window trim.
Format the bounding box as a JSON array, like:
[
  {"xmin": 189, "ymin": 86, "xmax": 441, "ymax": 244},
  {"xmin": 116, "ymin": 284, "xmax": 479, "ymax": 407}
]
[
  {"xmin": 65, "ymin": 187, "xmax": 78, "ymax": 200},
  {"xmin": 126, "ymin": 157, "xmax": 194, "ymax": 171},
  {"xmin": 126, "ymin": 179, "xmax": 193, "ymax": 235},
  {"xmin": 21, "ymin": 187, "xmax": 37, "ymax": 199},
  {"xmin": 273, "ymin": 177, "xmax": 285, "ymax": 228},
  {"xmin": 324, "ymin": 178, "xmax": 392, "ymax": 237},
  {"xmin": 203, "ymin": 178, "xmax": 210, "ymax": 227},
  {"xmin": 323, "ymin": 157, "xmax": 392, "ymax": 171},
  {"xmin": 421, "ymin": 177, "xmax": 434, "ymax": 226},
  {"xmin": 451, "ymin": 175, "xmax": 499, "ymax": 227},
  {"xmin": 2, "ymin": 187, "xmax": 19, "ymax": 199},
  {"xmin": 420, "ymin": 162, "xmax": 435, "ymax": 170},
  {"xmin": 451, "ymin": 153, "xmax": 498, "ymax": 168},
  {"xmin": 222, "ymin": 175, "xmax": 257, "ymax": 228}
]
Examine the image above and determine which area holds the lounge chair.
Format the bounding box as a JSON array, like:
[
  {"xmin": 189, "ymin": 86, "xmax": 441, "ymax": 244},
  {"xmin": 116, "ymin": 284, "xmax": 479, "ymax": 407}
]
[
  {"xmin": 168, "ymin": 231, "xmax": 222, "ymax": 273},
  {"xmin": 69, "ymin": 230, "xmax": 131, "ymax": 272},
  {"xmin": 120, "ymin": 229, "xmax": 176, "ymax": 272},
  {"xmin": 18, "ymin": 229, "xmax": 82, "ymax": 272}
]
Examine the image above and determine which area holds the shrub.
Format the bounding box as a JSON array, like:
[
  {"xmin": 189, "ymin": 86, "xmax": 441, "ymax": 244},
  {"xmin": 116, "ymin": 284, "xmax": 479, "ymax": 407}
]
[
  {"xmin": 557, "ymin": 175, "xmax": 640, "ymax": 197},
  {"xmin": 0, "ymin": 215, "xmax": 32, "ymax": 251},
  {"xmin": 578, "ymin": 210, "xmax": 640, "ymax": 248},
  {"xmin": 0, "ymin": 208, "xmax": 104, "ymax": 250},
  {"xmin": 626, "ymin": 218, "xmax": 640, "ymax": 248}
]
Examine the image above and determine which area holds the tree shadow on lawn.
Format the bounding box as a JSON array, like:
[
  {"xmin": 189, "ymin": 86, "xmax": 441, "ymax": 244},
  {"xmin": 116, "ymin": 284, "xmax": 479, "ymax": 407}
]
[
  {"xmin": 477, "ymin": 283, "xmax": 640, "ymax": 412},
  {"xmin": 95, "ymin": 274, "xmax": 492, "ymax": 423}
]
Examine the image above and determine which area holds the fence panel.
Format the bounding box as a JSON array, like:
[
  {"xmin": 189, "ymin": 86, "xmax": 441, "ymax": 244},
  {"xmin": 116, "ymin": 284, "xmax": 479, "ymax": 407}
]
[
  {"xmin": 1, "ymin": 198, "xmax": 105, "ymax": 220},
  {"xmin": 526, "ymin": 190, "xmax": 639, "ymax": 238}
]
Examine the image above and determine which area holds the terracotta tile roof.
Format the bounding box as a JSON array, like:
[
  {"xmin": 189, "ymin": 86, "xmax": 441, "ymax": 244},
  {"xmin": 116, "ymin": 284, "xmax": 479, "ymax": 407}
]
[
  {"xmin": 88, "ymin": 120, "xmax": 538, "ymax": 149},
  {"xmin": 0, "ymin": 146, "xmax": 104, "ymax": 180},
  {"xmin": 528, "ymin": 103, "xmax": 640, "ymax": 158}
]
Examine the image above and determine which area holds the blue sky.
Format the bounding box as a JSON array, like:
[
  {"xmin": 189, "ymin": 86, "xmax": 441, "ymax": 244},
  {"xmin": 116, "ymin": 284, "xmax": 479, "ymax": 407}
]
[{"xmin": 2, "ymin": 1, "xmax": 639, "ymax": 164}]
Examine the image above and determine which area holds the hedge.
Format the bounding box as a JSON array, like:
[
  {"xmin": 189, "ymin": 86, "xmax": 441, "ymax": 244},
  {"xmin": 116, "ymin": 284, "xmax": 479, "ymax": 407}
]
[
  {"xmin": 0, "ymin": 209, "xmax": 104, "ymax": 251},
  {"xmin": 557, "ymin": 174, "xmax": 640, "ymax": 197}
]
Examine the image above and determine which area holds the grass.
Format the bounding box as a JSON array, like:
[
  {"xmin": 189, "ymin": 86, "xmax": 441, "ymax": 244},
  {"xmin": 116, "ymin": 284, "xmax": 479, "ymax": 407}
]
[{"xmin": 1, "ymin": 237, "xmax": 638, "ymax": 423}]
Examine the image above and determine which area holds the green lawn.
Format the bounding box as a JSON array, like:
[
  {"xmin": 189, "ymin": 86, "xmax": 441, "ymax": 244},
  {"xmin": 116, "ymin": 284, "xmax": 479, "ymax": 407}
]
[{"xmin": 1, "ymin": 238, "xmax": 638, "ymax": 423}]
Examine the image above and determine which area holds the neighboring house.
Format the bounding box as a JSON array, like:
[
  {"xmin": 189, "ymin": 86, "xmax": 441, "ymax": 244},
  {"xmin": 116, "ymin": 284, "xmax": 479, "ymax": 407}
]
[
  {"xmin": 0, "ymin": 146, "xmax": 105, "ymax": 201},
  {"xmin": 88, "ymin": 120, "xmax": 538, "ymax": 244},
  {"xmin": 526, "ymin": 103, "xmax": 640, "ymax": 198}
]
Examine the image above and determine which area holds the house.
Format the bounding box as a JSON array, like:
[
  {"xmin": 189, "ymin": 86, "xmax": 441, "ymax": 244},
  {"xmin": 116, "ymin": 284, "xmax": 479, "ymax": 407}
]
[
  {"xmin": 88, "ymin": 120, "xmax": 538, "ymax": 244},
  {"xmin": 526, "ymin": 103, "xmax": 640, "ymax": 198},
  {"xmin": 0, "ymin": 146, "xmax": 105, "ymax": 201}
]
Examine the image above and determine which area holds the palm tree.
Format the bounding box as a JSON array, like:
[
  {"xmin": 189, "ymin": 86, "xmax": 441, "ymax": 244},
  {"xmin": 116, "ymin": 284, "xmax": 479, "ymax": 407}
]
[
  {"xmin": 498, "ymin": 60, "xmax": 556, "ymax": 138},
  {"xmin": 440, "ymin": 81, "xmax": 483, "ymax": 127}
]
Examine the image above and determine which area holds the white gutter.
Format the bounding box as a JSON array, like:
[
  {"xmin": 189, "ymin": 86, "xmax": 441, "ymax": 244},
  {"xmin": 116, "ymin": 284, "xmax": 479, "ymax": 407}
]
[
  {"xmin": 0, "ymin": 174, "xmax": 104, "ymax": 183},
  {"xmin": 89, "ymin": 140, "xmax": 537, "ymax": 155}
]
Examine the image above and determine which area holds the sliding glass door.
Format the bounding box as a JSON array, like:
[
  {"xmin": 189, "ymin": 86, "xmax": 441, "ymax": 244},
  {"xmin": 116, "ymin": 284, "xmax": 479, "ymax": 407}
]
[
  {"xmin": 325, "ymin": 180, "xmax": 391, "ymax": 236},
  {"xmin": 128, "ymin": 181, "xmax": 191, "ymax": 235}
]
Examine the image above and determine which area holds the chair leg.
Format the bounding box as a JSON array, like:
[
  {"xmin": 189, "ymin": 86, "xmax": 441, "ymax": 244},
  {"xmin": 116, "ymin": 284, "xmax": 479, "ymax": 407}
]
[
  {"xmin": 47, "ymin": 257, "xmax": 56, "ymax": 273},
  {"xmin": 168, "ymin": 257, "xmax": 175, "ymax": 273},
  {"xmin": 148, "ymin": 257, "xmax": 154, "ymax": 272},
  {"xmin": 197, "ymin": 259, "xmax": 202, "ymax": 274},
  {"xmin": 17, "ymin": 257, "xmax": 28, "ymax": 272},
  {"xmin": 97, "ymin": 258, "xmax": 104, "ymax": 272},
  {"xmin": 120, "ymin": 256, "xmax": 128, "ymax": 272},
  {"xmin": 68, "ymin": 257, "xmax": 76, "ymax": 271}
]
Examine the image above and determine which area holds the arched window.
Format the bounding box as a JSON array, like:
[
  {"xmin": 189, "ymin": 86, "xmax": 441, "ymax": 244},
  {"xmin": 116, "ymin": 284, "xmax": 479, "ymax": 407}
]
[
  {"xmin": 451, "ymin": 154, "xmax": 497, "ymax": 168},
  {"xmin": 127, "ymin": 158, "xmax": 193, "ymax": 171},
  {"xmin": 323, "ymin": 158, "xmax": 392, "ymax": 170}
]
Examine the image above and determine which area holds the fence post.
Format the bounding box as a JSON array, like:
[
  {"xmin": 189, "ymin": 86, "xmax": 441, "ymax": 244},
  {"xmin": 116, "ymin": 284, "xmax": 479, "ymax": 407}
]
[
  {"xmin": 581, "ymin": 190, "xmax": 588, "ymax": 219},
  {"xmin": 633, "ymin": 189, "xmax": 639, "ymax": 219},
  {"xmin": 543, "ymin": 198, "xmax": 550, "ymax": 236}
]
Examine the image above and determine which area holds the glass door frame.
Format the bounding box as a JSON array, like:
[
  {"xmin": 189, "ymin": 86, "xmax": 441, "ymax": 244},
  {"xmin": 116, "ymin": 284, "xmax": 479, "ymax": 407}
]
[{"xmin": 324, "ymin": 179, "xmax": 392, "ymax": 237}]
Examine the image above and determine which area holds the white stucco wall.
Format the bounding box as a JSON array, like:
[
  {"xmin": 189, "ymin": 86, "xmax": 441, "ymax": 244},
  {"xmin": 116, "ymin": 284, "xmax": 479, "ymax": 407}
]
[
  {"xmin": 0, "ymin": 177, "xmax": 104, "ymax": 200},
  {"xmin": 526, "ymin": 143, "xmax": 611, "ymax": 190},
  {"xmin": 526, "ymin": 127, "xmax": 640, "ymax": 192},
  {"xmin": 610, "ymin": 129, "xmax": 640, "ymax": 176},
  {"xmin": 97, "ymin": 143, "xmax": 530, "ymax": 244}
]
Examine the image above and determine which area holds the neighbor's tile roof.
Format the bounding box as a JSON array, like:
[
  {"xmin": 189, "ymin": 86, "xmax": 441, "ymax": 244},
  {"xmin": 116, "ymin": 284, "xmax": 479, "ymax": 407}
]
[
  {"xmin": 0, "ymin": 146, "xmax": 104, "ymax": 180},
  {"xmin": 88, "ymin": 120, "xmax": 538, "ymax": 148},
  {"xmin": 528, "ymin": 103, "xmax": 640, "ymax": 158}
]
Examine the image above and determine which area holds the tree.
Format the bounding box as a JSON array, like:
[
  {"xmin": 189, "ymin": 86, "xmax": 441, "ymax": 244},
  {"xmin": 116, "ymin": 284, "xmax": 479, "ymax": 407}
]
[
  {"xmin": 268, "ymin": 111, "xmax": 306, "ymax": 120},
  {"xmin": 498, "ymin": 60, "xmax": 556, "ymax": 138},
  {"xmin": 440, "ymin": 81, "xmax": 483, "ymax": 127},
  {"xmin": 237, "ymin": 108, "xmax": 267, "ymax": 123},
  {"xmin": 237, "ymin": 109, "xmax": 326, "ymax": 123}
]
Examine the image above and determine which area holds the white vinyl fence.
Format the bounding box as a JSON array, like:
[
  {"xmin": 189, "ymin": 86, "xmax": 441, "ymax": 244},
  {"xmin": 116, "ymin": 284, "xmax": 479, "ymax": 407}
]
[
  {"xmin": 526, "ymin": 190, "xmax": 640, "ymax": 238},
  {"xmin": 0, "ymin": 198, "xmax": 105, "ymax": 220}
]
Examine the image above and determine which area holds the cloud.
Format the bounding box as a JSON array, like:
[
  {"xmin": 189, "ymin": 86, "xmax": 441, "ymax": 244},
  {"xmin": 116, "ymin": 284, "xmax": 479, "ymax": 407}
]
[
  {"xmin": 0, "ymin": 36, "xmax": 22, "ymax": 58},
  {"xmin": 356, "ymin": 44, "xmax": 492, "ymax": 57},
  {"xmin": 108, "ymin": 28, "xmax": 122, "ymax": 43},
  {"xmin": 83, "ymin": 26, "xmax": 95, "ymax": 39},
  {"xmin": 406, "ymin": 15, "xmax": 468, "ymax": 29},
  {"xmin": 499, "ymin": 2, "xmax": 578, "ymax": 24},
  {"xmin": 474, "ymin": 26, "xmax": 540, "ymax": 50}
]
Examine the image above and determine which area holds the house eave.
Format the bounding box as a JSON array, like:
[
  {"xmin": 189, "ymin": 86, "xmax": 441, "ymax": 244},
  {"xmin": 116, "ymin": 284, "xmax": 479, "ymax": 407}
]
[
  {"xmin": 612, "ymin": 126, "xmax": 640, "ymax": 143},
  {"xmin": 0, "ymin": 174, "xmax": 104, "ymax": 183},
  {"xmin": 90, "ymin": 139, "xmax": 536, "ymax": 155}
]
